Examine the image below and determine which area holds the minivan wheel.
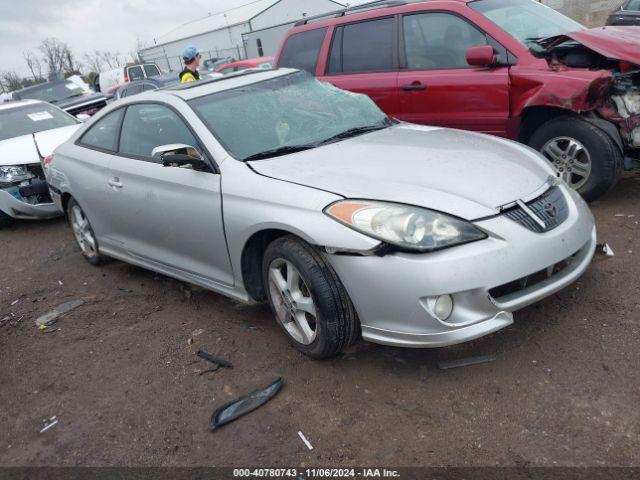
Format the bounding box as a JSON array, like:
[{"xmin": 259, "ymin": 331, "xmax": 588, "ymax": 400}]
[
  {"xmin": 262, "ymin": 235, "xmax": 359, "ymax": 359},
  {"xmin": 529, "ymin": 116, "xmax": 623, "ymax": 202},
  {"xmin": 0, "ymin": 211, "xmax": 13, "ymax": 229},
  {"xmin": 67, "ymin": 198, "xmax": 107, "ymax": 265}
]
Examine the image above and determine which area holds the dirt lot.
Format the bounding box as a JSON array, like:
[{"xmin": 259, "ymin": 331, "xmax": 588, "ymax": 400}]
[{"xmin": 1, "ymin": 174, "xmax": 639, "ymax": 468}]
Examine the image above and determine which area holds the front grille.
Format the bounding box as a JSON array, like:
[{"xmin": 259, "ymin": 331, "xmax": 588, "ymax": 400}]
[
  {"xmin": 489, "ymin": 250, "xmax": 579, "ymax": 301},
  {"xmin": 503, "ymin": 186, "xmax": 568, "ymax": 233}
]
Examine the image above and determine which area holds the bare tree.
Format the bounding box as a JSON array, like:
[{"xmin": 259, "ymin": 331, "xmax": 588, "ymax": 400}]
[
  {"xmin": 83, "ymin": 50, "xmax": 104, "ymax": 74},
  {"xmin": 38, "ymin": 37, "xmax": 77, "ymax": 78},
  {"xmin": 23, "ymin": 51, "xmax": 45, "ymax": 82},
  {"xmin": 0, "ymin": 71, "xmax": 23, "ymax": 91}
]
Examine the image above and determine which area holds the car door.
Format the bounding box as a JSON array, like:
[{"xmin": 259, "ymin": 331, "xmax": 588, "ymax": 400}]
[
  {"xmin": 397, "ymin": 12, "xmax": 510, "ymax": 136},
  {"xmin": 319, "ymin": 17, "xmax": 400, "ymax": 117},
  {"xmin": 73, "ymin": 108, "xmax": 126, "ymax": 241},
  {"xmin": 107, "ymin": 102, "xmax": 233, "ymax": 286}
]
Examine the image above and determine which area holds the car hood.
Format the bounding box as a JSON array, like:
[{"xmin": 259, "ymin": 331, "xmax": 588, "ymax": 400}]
[
  {"xmin": 249, "ymin": 124, "xmax": 553, "ymax": 220},
  {"xmin": 543, "ymin": 27, "xmax": 640, "ymax": 65},
  {"xmin": 0, "ymin": 125, "xmax": 79, "ymax": 166}
]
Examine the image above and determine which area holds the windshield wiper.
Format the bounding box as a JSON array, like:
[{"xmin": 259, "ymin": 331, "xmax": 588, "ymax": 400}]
[
  {"xmin": 316, "ymin": 121, "xmax": 391, "ymax": 146},
  {"xmin": 243, "ymin": 144, "xmax": 317, "ymax": 161}
]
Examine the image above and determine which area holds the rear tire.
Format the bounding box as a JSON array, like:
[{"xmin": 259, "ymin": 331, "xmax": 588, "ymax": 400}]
[
  {"xmin": 262, "ymin": 235, "xmax": 359, "ymax": 359},
  {"xmin": 0, "ymin": 211, "xmax": 13, "ymax": 229},
  {"xmin": 528, "ymin": 116, "xmax": 623, "ymax": 202},
  {"xmin": 67, "ymin": 198, "xmax": 108, "ymax": 265}
]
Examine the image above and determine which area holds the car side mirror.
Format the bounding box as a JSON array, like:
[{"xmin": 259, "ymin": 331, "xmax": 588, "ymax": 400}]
[
  {"xmin": 152, "ymin": 144, "xmax": 209, "ymax": 171},
  {"xmin": 466, "ymin": 45, "xmax": 497, "ymax": 68}
]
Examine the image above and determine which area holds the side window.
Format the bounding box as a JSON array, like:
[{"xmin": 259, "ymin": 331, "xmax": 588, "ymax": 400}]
[
  {"xmin": 125, "ymin": 84, "xmax": 144, "ymax": 97},
  {"xmin": 278, "ymin": 27, "xmax": 327, "ymax": 74},
  {"xmin": 403, "ymin": 13, "xmax": 488, "ymax": 70},
  {"xmin": 79, "ymin": 109, "xmax": 124, "ymax": 152},
  {"xmin": 219, "ymin": 67, "xmax": 236, "ymax": 75},
  {"xmin": 328, "ymin": 17, "xmax": 395, "ymax": 74},
  {"xmin": 119, "ymin": 104, "xmax": 199, "ymax": 161},
  {"xmin": 141, "ymin": 83, "xmax": 157, "ymax": 92},
  {"xmin": 143, "ymin": 65, "xmax": 160, "ymax": 78},
  {"xmin": 128, "ymin": 66, "xmax": 144, "ymax": 81}
]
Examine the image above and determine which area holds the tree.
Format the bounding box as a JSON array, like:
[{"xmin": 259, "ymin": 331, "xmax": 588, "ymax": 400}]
[
  {"xmin": 23, "ymin": 51, "xmax": 45, "ymax": 82},
  {"xmin": 0, "ymin": 71, "xmax": 23, "ymax": 91},
  {"xmin": 38, "ymin": 37, "xmax": 76, "ymax": 78}
]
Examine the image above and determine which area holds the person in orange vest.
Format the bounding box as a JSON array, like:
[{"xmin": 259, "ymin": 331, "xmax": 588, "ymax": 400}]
[{"xmin": 179, "ymin": 46, "xmax": 203, "ymax": 83}]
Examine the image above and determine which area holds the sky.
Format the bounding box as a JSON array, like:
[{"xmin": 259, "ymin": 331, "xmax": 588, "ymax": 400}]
[{"xmin": 0, "ymin": 0, "xmax": 305, "ymax": 77}]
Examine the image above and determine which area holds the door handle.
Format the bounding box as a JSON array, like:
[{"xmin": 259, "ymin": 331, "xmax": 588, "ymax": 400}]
[
  {"xmin": 402, "ymin": 83, "xmax": 427, "ymax": 91},
  {"xmin": 108, "ymin": 178, "xmax": 123, "ymax": 189}
]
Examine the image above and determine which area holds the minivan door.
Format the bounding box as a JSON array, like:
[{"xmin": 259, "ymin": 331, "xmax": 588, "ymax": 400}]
[
  {"xmin": 397, "ymin": 12, "xmax": 510, "ymax": 136},
  {"xmin": 318, "ymin": 17, "xmax": 401, "ymax": 117},
  {"xmin": 107, "ymin": 103, "xmax": 233, "ymax": 286}
]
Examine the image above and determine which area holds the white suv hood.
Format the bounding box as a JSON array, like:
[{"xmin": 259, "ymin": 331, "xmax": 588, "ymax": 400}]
[
  {"xmin": 249, "ymin": 124, "xmax": 555, "ymax": 220},
  {"xmin": 0, "ymin": 125, "xmax": 79, "ymax": 166}
]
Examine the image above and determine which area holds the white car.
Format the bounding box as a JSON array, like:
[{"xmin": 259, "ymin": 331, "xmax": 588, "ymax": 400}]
[
  {"xmin": 97, "ymin": 63, "xmax": 161, "ymax": 95},
  {"xmin": 0, "ymin": 100, "xmax": 80, "ymax": 228}
]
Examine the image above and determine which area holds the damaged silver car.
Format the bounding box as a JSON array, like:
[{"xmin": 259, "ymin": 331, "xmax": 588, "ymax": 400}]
[
  {"xmin": 48, "ymin": 70, "xmax": 596, "ymax": 358},
  {"xmin": 0, "ymin": 100, "xmax": 80, "ymax": 228}
]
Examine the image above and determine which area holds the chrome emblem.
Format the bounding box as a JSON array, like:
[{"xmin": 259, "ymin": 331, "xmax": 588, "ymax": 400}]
[{"xmin": 544, "ymin": 203, "xmax": 557, "ymax": 218}]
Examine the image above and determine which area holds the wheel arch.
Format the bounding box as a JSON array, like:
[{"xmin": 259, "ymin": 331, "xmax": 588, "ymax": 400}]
[{"xmin": 240, "ymin": 228, "xmax": 300, "ymax": 302}]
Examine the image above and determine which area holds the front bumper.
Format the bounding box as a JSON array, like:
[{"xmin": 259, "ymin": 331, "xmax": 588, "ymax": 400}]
[
  {"xmin": 326, "ymin": 186, "xmax": 596, "ymax": 348},
  {"xmin": 0, "ymin": 187, "xmax": 62, "ymax": 220}
]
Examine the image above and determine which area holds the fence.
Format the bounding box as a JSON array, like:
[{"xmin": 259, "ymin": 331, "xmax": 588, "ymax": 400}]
[{"xmin": 139, "ymin": 46, "xmax": 247, "ymax": 73}]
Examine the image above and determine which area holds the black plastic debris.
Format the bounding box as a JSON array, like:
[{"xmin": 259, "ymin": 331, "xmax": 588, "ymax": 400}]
[
  {"xmin": 438, "ymin": 355, "xmax": 496, "ymax": 370},
  {"xmin": 197, "ymin": 349, "xmax": 233, "ymax": 368},
  {"xmin": 209, "ymin": 377, "xmax": 284, "ymax": 431}
]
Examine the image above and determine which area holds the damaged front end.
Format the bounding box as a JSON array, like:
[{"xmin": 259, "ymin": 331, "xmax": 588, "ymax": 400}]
[
  {"xmin": 0, "ymin": 162, "xmax": 61, "ymax": 221},
  {"xmin": 534, "ymin": 31, "xmax": 640, "ymax": 152}
]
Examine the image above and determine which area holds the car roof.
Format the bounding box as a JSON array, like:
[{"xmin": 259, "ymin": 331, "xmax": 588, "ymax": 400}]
[
  {"xmin": 289, "ymin": 0, "xmax": 471, "ymax": 30},
  {"xmin": 165, "ymin": 68, "xmax": 297, "ymax": 101},
  {"xmin": 0, "ymin": 99, "xmax": 44, "ymax": 111}
]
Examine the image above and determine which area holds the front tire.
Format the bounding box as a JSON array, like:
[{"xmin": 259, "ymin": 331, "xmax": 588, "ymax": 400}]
[
  {"xmin": 528, "ymin": 116, "xmax": 623, "ymax": 202},
  {"xmin": 67, "ymin": 198, "xmax": 108, "ymax": 265},
  {"xmin": 262, "ymin": 236, "xmax": 359, "ymax": 359}
]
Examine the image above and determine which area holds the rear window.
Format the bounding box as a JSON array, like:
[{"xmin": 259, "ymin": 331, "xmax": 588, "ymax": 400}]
[
  {"xmin": 143, "ymin": 65, "xmax": 160, "ymax": 77},
  {"xmin": 328, "ymin": 18, "xmax": 395, "ymax": 74},
  {"xmin": 128, "ymin": 66, "xmax": 144, "ymax": 81},
  {"xmin": 278, "ymin": 28, "xmax": 327, "ymax": 74},
  {"xmin": 0, "ymin": 104, "xmax": 78, "ymax": 141}
]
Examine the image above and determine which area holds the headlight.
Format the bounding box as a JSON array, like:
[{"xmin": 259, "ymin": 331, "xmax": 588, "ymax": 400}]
[
  {"xmin": 0, "ymin": 165, "xmax": 33, "ymax": 184},
  {"xmin": 325, "ymin": 200, "xmax": 487, "ymax": 252}
]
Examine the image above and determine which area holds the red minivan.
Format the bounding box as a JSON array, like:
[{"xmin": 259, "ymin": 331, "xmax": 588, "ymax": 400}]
[{"xmin": 275, "ymin": 0, "xmax": 640, "ymax": 201}]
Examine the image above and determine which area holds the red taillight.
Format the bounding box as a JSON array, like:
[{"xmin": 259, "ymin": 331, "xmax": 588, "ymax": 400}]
[
  {"xmin": 124, "ymin": 71, "xmax": 129, "ymax": 83},
  {"xmin": 43, "ymin": 154, "xmax": 54, "ymax": 169}
]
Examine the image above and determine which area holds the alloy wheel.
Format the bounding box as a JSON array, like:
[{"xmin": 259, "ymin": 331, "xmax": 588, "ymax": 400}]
[
  {"xmin": 541, "ymin": 136, "xmax": 592, "ymax": 190},
  {"xmin": 268, "ymin": 258, "xmax": 318, "ymax": 345},
  {"xmin": 70, "ymin": 205, "xmax": 97, "ymax": 258}
]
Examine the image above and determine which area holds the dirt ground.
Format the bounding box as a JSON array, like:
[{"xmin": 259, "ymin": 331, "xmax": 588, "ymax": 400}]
[{"xmin": 1, "ymin": 174, "xmax": 639, "ymax": 468}]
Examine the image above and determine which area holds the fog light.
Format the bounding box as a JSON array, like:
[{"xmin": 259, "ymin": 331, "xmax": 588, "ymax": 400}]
[{"xmin": 434, "ymin": 295, "xmax": 453, "ymax": 321}]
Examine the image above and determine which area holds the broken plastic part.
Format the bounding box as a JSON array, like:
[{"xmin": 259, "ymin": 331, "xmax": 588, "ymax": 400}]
[
  {"xmin": 197, "ymin": 349, "xmax": 233, "ymax": 369},
  {"xmin": 209, "ymin": 377, "xmax": 284, "ymax": 430}
]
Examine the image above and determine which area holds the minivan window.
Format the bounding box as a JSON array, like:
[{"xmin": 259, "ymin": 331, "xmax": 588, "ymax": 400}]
[
  {"xmin": 128, "ymin": 66, "xmax": 144, "ymax": 81},
  {"xmin": 119, "ymin": 104, "xmax": 198, "ymax": 160},
  {"xmin": 278, "ymin": 28, "xmax": 327, "ymax": 74},
  {"xmin": 143, "ymin": 65, "xmax": 160, "ymax": 78},
  {"xmin": 79, "ymin": 109, "xmax": 124, "ymax": 152},
  {"xmin": 189, "ymin": 71, "xmax": 389, "ymax": 161},
  {"xmin": 328, "ymin": 17, "xmax": 395, "ymax": 74},
  {"xmin": 403, "ymin": 13, "xmax": 487, "ymax": 70}
]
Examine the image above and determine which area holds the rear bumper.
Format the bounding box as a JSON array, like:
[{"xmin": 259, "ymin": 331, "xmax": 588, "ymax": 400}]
[{"xmin": 0, "ymin": 188, "xmax": 62, "ymax": 220}]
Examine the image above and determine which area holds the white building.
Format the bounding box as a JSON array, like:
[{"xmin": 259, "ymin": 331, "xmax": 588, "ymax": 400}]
[{"xmin": 139, "ymin": 0, "xmax": 349, "ymax": 72}]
